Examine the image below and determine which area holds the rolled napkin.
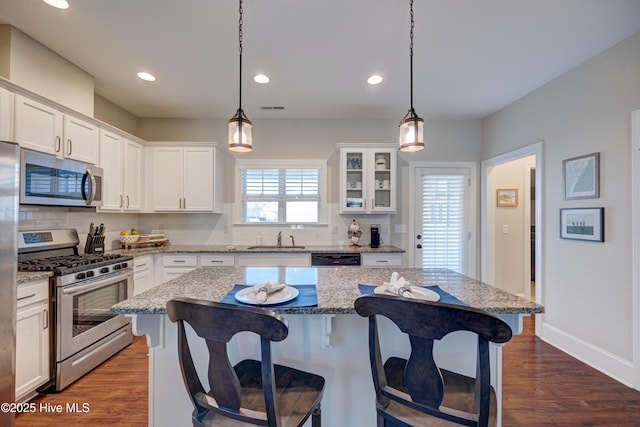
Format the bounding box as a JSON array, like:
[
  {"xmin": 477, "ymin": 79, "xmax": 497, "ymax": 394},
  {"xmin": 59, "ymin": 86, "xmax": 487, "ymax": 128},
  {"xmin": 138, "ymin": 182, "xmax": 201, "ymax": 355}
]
[
  {"xmin": 253, "ymin": 281, "xmax": 286, "ymax": 303},
  {"xmin": 382, "ymin": 272, "xmax": 415, "ymax": 298}
]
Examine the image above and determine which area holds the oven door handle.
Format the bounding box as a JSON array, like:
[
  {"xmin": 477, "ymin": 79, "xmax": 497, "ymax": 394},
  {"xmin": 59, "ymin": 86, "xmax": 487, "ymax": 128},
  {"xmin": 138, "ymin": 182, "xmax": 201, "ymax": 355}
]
[
  {"xmin": 81, "ymin": 169, "xmax": 97, "ymax": 206},
  {"xmin": 62, "ymin": 274, "xmax": 130, "ymax": 295}
]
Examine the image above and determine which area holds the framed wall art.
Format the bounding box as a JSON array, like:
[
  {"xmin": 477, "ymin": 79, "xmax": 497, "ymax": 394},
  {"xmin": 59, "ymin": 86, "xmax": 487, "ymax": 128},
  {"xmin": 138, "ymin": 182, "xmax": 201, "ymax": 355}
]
[
  {"xmin": 496, "ymin": 188, "xmax": 518, "ymax": 207},
  {"xmin": 559, "ymin": 207, "xmax": 604, "ymax": 242},
  {"xmin": 562, "ymin": 152, "xmax": 600, "ymax": 200}
]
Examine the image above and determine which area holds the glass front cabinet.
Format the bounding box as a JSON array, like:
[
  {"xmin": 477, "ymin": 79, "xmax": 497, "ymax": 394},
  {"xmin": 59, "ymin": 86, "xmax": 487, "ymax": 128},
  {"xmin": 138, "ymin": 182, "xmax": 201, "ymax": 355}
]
[{"xmin": 339, "ymin": 146, "xmax": 396, "ymax": 214}]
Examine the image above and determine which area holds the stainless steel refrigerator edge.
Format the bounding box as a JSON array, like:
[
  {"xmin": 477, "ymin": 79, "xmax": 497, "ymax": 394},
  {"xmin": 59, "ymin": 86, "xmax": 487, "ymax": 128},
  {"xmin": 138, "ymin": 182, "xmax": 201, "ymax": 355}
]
[{"xmin": 0, "ymin": 141, "xmax": 19, "ymax": 427}]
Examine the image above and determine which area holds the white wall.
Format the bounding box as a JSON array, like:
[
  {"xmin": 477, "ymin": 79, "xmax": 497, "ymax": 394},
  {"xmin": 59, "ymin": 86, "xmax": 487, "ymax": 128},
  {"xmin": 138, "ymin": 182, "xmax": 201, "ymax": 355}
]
[{"xmin": 482, "ymin": 31, "xmax": 640, "ymax": 382}]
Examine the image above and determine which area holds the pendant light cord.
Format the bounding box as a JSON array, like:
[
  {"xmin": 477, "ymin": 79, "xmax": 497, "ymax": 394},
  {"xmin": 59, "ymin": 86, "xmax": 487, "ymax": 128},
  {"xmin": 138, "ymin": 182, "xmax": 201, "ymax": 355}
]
[
  {"xmin": 238, "ymin": 0, "xmax": 244, "ymax": 114},
  {"xmin": 409, "ymin": 0, "xmax": 415, "ymax": 113}
]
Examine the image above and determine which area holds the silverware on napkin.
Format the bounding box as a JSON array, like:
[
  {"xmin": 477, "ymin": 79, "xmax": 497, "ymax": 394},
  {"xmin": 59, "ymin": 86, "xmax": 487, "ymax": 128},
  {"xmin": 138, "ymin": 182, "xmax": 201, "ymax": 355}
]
[{"xmin": 253, "ymin": 281, "xmax": 286, "ymax": 303}]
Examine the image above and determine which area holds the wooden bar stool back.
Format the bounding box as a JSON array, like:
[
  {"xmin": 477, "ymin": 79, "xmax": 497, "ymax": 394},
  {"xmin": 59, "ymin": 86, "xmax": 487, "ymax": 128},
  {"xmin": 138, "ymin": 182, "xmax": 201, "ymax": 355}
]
[
  {"xmin": 354, "ymin": 294, "xmax": 513, "ymax": 427},
  {"xmin": 166, "ymin": 297, "xmax": 325, "ymax": 427}
]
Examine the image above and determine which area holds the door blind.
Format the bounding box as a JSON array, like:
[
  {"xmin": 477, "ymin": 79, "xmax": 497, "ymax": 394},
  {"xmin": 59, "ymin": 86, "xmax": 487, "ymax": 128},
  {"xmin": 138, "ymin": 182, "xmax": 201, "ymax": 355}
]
[{"xmin": 421, "ymin": 173, "xmax": 468, "ymax": 273}]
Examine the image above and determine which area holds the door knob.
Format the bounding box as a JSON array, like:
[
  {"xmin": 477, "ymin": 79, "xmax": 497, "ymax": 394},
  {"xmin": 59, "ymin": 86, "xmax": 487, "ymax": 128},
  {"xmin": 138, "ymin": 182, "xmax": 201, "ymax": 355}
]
[
  {"xmin": 416, "ymin": 244, "xmax": 422, "ymax": 249},
  {"xmin": 417, "ymin": 234, "xmax": 422, "ymax": 239}
]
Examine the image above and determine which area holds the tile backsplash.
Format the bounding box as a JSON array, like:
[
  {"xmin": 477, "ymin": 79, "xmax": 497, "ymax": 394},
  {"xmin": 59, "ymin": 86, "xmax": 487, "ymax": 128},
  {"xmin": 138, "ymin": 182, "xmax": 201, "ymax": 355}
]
[{"xmin": 19, "ymin": 204, "xmax": 392, "ymax": 251}]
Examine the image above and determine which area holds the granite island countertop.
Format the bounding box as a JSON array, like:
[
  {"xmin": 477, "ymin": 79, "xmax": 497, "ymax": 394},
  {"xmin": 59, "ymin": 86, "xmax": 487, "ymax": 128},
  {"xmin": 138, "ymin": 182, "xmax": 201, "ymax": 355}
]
[
  {"xmin": 112, "ymin": 266, "xmax": 544, "ymax": 316},
  {"xmin": 107, "ymin": 244, "xmax": 405, "ymax": 258}
]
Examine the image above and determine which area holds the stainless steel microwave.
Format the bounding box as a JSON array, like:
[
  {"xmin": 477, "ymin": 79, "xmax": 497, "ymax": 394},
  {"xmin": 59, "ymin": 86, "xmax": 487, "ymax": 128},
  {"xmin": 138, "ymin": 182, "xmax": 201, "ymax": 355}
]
[{"xmin": 20, "ymin": 149, "xmax": 103, "ymax": 207}]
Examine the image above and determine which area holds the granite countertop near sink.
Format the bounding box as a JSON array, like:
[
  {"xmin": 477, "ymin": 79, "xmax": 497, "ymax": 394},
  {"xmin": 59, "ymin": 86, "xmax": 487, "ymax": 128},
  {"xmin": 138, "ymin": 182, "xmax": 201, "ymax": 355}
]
[
  {"xmin": 107, "ymin": 244, "xmax": 405, "ymax": 257},
  {"xmin": 17, "ymin": 271, "xmax": 54, "ymax": 284},
  {"xmin": 112, "ymin": 266, "xmax": 544, "ymax": 316}
]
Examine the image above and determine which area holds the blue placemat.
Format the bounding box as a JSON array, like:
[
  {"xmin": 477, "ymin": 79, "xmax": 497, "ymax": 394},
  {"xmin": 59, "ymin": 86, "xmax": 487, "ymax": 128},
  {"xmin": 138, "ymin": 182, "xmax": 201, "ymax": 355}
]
[
  {"xmin": 221, "ymin": 284, "xmax": 318, "ymax": 308},
  {"xmin": 358, "ymin": 284, "xmax": 467, "ymax": 306}
]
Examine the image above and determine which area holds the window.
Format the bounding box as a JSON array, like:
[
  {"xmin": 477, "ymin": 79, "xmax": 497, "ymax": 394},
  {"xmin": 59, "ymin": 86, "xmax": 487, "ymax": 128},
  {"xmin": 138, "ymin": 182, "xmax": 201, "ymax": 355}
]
[{"xmin": 237, "ymin": 160, "xmax": 325, "ymax": 224}]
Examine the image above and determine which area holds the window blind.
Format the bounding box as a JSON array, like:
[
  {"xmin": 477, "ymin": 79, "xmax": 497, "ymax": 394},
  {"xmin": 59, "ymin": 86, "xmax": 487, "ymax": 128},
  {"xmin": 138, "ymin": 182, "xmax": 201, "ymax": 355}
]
[{"xmin": 421, "ymin": 173, "xmax": 468, "ymax": 273}]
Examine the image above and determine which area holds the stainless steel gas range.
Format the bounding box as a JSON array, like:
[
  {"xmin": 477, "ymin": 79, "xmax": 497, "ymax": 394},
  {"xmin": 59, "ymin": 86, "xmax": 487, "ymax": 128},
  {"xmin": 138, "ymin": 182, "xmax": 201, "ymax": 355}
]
[{"xmin": 18, "ymin": 228, "xmax": 133, "ymax": 392}]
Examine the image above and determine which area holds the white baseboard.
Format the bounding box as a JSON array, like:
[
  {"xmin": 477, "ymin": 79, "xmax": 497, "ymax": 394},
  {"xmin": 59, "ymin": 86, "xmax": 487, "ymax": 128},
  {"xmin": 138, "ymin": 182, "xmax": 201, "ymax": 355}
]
[{"xmin": 541, "ymin": 321, "xmax": 636, "ymax": 388}]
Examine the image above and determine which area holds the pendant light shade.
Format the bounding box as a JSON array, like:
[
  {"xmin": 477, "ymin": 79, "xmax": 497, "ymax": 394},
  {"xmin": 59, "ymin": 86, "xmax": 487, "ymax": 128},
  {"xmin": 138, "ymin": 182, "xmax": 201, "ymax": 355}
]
[
  {"xmin": 399, "ymin": 0, "xmax": 424, "ymax": 152},
  {"xmin": 229, "ymin": 0, "xmax": 253, "ymax": 152},
  {"xmin": 399, "ymin": 111, "xmax": 424, "ymax": 152},
  {"xmin": 228, "ymin": 109, "xmax": 253, "ymax": 152}
]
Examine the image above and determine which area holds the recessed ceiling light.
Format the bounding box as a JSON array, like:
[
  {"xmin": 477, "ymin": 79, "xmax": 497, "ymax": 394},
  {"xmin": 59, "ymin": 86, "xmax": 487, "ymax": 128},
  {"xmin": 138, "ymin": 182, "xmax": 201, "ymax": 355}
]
[
  {"xmin": 137, "ymin": 72, "xmax": 156, "ymax": 82},
  {"xmin": 42, "ymin": 0, "xmax": 69, "ymax": 9},
  {"xmin": 254, "ymin": 74, "xmax": 270, "ymax": 84},
  {"xmin": 367, "ymin": 75, "xmax": 383, "ymax": 85}
]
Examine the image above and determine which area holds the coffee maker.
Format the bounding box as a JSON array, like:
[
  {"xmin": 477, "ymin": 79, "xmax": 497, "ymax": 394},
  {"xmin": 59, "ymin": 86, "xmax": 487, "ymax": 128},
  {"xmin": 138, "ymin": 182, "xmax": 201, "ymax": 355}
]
[{"xmin": 370, "ymin": 225, "xmax": 380, "ymax": 248}]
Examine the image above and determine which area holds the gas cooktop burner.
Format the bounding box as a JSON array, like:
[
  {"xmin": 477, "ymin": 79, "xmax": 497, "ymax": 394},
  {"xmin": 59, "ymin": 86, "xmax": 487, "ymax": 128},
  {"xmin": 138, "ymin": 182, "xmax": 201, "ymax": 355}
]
[{"xmin": 18, "ymin": 253, "xmax": 131, "ymax": 275}]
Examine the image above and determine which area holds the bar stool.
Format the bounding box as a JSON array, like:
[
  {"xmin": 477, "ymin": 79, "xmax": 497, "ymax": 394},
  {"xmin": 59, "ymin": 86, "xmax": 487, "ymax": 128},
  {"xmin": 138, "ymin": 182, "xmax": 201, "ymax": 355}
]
[
  {"xmin": 354, "ymin": 294, "xmax": 512, "ymax": 427},
  {"xmin": 166, "ymin": 297, "xmax": 325, "ymax": 427}
]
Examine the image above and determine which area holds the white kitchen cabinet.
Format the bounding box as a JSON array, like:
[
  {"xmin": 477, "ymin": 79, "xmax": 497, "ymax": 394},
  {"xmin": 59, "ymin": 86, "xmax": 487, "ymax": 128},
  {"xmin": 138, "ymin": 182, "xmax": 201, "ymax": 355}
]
[
  {"xmin": 361, "ymin": 253, "xmax": 403, "ymax": 268},
  {"xmin": 0, "ymin": 86, "xmax": 14, "ymax": 141},
  {"xmin": 133, "ymin": 255, "xmax": 155, "ymax": 296},
  {"xmin": 200, "ymin": 254, "xmax": 236, "ymax": 267},
  {"xmin": 237, "ymin": 253, "xmax": 310, "ymax": 267},
  {"xmin": 16, "ymin": 279, "xmax": 50, "ymax": 403},
  {"xmin": 149, "ymin": 144, "xmax": 223, "ymax": 213},
  {"xmin": 15, "ymin": 94, "xmax": 98, "ymax": 164},
  {"xmin": 339, "ymin": 146, "xmax": 396, "ymax": 214},
  {"xmin": 162, "ymin": 254, "xmax": 199, "ymax": 282},
  {"xmin": 99, "ymin": 130, "xmax": 143, "ymax": 211}
]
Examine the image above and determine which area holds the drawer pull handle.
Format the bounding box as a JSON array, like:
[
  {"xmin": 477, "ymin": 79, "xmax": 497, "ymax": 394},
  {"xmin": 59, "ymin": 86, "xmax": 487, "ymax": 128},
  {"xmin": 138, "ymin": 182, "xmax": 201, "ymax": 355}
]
[
  {"xmin": 17, "ymin": 293, "xmax": 37, "ymax": 301},
  {"xmin": 173, "ymin": 260, "xmax": 186, "ymax": 263},
  {"xmin": 376, "ymin": 260, "xmax": 389, "ymax": 263},
  {"xmin": 209, "ymin": 260, "xmax": 223, "ymax": 263},
  {"xmin": 136, "ymin": 263, "xmax": 147, "ymax": 268},
  {"xmin": 43, "ymin": 308, "xmax": 49, "ymax": 330}
]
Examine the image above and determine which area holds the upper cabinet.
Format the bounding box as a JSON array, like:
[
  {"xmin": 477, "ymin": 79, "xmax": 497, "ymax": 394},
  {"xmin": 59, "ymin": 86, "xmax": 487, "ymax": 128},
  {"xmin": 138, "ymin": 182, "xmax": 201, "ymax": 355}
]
[
  {"xmin": 339, "ymin": 146, "xmax": 397, "ymax": 214},
  {"xmin": 148, "ymin": 144, "xmax": 223, "ymax": 213},
  {"xmin": 0, "ymin": 87, "xmax": 14, "ymax": 141},
  {"xmin": 14, "ymin": 94, "xmax": 98, "ymax": 164},
  {"xmin": 99, "ymin": 130, "xmax": 143, "ymax": 212}
]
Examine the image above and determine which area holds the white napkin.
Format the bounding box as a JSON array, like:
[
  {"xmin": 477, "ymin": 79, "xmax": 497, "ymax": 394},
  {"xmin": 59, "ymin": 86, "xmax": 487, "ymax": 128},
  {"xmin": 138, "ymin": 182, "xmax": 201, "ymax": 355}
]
[
  {"xmin": 382, "ymin": 272, "xmax": 415, "ymax": 298},
  {"xmin": 253, "ymin": 281, "xmax": 286, "ymax": 303}
]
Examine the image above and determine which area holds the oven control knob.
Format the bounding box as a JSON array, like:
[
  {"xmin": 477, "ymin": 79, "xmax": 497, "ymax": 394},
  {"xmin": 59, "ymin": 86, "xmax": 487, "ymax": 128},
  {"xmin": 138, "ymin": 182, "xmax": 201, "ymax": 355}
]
[
  {"xmin": 86, "ymin": 271, "xmax": 95, "ymax": 277},
  {"xmin": 76, "ymin": 272, "xmax": 86, "ymax": 280},
  {"xmin": 114, "ymin": 264, "xmax": 121, "ymax": 270},
  {"xmin": 100, "ymin": 267, "xmax": 109, "ymax": 274},
  {"xmin": 121, "ymin": 262, "xmax": 128, "ymax": 269}
]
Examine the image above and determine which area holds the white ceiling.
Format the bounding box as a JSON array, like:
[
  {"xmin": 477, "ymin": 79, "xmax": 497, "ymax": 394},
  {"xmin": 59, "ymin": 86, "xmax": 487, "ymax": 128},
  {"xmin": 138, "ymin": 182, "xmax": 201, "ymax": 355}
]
[{"xmin": 1, "ymin": 0, "xmax": 640, "ymax": 121}]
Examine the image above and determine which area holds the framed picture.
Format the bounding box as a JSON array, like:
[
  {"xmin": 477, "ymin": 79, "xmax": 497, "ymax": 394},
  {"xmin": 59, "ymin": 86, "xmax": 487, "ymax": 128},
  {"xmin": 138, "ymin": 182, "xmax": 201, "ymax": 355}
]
[
  {"xmin": 563, "ymin": 152, "xmax": 600, "ymax": 200},
  {"xmin": 559, "ymin": 207, "xmax": 604, "ymax": 242},
  {"xmin": 496, "ymin": 188, "xmax": 518, "ymax": 207}
]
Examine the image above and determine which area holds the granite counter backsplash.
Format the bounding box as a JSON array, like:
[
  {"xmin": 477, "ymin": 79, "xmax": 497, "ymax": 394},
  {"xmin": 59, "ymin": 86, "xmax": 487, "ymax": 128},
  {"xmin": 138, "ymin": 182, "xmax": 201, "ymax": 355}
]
[
  {"xmin": 112, "ymin": 266, "xmax": 544, "ymax": 316},
  {"xmin": 108, "ymin": 244, "xmax": 405, "ymax": 258}
]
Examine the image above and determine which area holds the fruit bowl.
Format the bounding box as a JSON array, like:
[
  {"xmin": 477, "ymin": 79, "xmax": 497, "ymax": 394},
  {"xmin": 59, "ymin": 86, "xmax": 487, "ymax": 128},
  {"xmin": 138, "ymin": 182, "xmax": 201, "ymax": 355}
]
[{"xmin": 119, "ymin": 235, "xmax": 140, "ymax": 244}]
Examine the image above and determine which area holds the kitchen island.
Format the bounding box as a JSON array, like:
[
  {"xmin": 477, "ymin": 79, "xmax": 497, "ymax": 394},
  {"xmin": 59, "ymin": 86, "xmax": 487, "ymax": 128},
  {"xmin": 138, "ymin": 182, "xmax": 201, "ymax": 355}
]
[{"xmin": 112, "ymin": 266, "xmax": 543, "ymax": 427}]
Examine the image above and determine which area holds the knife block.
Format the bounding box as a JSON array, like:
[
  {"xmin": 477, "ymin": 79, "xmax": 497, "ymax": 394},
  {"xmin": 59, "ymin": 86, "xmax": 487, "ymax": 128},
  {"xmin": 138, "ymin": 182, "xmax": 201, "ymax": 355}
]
[{"xmin": 85, "ymin": 234, "xmax": 105, "ymax": 254}]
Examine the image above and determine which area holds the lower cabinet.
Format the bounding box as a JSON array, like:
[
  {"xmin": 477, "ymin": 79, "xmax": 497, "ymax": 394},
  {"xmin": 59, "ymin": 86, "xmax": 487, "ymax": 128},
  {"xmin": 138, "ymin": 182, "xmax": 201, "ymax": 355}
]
[
  {"xmin": 237, "ymin": 254, "xmax": 310, "ymax": 267},
  {"xmin": 133, "ymin": 255, "xmax": 155, "ymax": 296},
  {"xmin": 361, "ymin": 253, "xmax": 403, "ymax": 268},
  {"xmin": 16, "ymin": 279, "xmax": 50, "ymax": 402},
  {"xmin": 162, "ymin": 255, "xmax": 199, "ymax": 282}
]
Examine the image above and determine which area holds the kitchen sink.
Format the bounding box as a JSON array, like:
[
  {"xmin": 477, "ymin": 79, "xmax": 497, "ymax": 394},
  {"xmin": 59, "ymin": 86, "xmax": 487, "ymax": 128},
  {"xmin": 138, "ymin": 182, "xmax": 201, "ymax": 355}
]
[{"xmin": 247, "ymin": 245, "xmax": 306, "ymax": 249}]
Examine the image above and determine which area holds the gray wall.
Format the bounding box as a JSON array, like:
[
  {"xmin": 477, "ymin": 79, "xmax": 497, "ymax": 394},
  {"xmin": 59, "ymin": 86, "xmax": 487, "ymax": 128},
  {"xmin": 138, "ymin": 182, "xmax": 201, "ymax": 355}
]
[{"xmin": 483, "ymin": 32, "xmax": 640, "ymax": 365}]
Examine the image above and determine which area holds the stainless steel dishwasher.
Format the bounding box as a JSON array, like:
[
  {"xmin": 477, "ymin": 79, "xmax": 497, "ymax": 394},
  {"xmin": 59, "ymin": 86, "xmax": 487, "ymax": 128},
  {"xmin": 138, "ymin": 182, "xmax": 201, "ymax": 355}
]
[{"xmin": 310, "ymin": 253, "xmax": 361, "ymax": 266}]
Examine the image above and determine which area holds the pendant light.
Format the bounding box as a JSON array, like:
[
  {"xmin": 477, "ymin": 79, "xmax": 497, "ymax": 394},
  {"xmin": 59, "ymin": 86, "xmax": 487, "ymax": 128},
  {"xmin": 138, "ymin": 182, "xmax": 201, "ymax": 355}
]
[
  {"xmin": 228, "ymin": 0, "xmax": 253, "ymax": 152},
  {"xmin": 398, "ymin": 0, "xmax": 424, "ymax": 152}
]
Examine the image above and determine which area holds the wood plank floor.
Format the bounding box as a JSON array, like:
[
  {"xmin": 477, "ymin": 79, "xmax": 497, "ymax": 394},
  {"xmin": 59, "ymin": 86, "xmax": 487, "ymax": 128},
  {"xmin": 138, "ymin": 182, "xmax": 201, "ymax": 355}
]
[{"xmin": 16, "ymin": 316, "xmax": 640, "ymax": 426}]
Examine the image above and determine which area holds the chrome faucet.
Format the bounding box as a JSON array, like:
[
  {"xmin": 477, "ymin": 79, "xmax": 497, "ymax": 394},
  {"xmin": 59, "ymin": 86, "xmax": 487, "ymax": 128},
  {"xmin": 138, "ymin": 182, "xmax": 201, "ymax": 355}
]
[
  {"xmin": 276, "ymin": 231, "xmax": 282, "ymax": 248},
  {"xmin": 290, "ymin": 235, "xmax": 296, "ymax": 246}
]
